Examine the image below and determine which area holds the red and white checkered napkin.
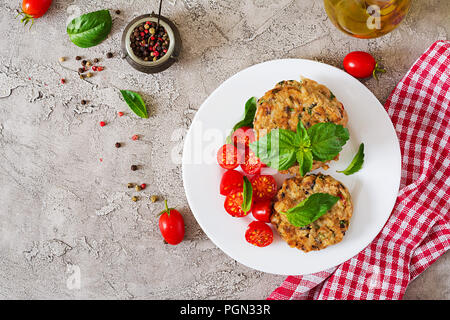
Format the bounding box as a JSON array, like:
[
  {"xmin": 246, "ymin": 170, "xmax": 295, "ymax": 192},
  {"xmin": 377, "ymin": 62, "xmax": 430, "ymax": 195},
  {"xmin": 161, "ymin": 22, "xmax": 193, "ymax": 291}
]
[{"xmin": 268, "ymin": 40, "xmax": 450, "ymax": 300}]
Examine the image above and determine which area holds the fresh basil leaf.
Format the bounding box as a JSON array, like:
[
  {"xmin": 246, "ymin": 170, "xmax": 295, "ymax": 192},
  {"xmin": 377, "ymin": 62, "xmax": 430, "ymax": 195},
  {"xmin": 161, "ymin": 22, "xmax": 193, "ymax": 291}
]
[
  {"xmin": 337, "ymin": 143, "xmax": 364, "ymax": 175},
  {"xmin": 226, "ymin": 97, "xmax": 257, "ymax": 143},
  {"xmin": 307, "ymin": 123, "xmax": 349, "ymax": 161},
  {"xmin": 67, "ymin": 10, "xmax": 112, "ymax": 48},
  {"xmin": 296, "ymin": 149, "xmax": 313, "ymax": 177},
  {"xmin": 233, "ymin": 97, "xmax": 257, "ymax": 131},
  {"xmin": 120, "ymin": 90, "xmax": 148, "ymax": 118},
  {"xmin": 241, "ymin": 176, "xmax": 253, "ymax": 214},
  {"xmin": 294, "ymin": 121, "xmax": 310, "ymax": 148},
  {"xmin": 282, "ymin": 193, "xmax": 339, "ymax": 227},
  {"xmin": 250, "ymin": 128, "xmax": 298, "ymax": 171}
]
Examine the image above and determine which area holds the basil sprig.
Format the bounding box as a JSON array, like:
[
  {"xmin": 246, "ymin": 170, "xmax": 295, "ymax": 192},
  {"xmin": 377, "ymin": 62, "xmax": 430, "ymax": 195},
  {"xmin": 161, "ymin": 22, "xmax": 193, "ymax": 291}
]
[
  {"xmin": 250, "ymin": 121, "xmax": 349, "ymax": 176},
  {"xmin": 337, "ymin": 143, "xmax": 364, "ymax": 175},
  {"xmin": 120, "ymin": 90, "xmax": 148, "ymax": 118},
  {"xmin": 282, "ymin": 193, "xmax": 339, "ymax": 227},
  {"xmin": 241, "ymin": 176, "xmax": 253, "ymax": 214},
  {"xmin": 226, "ymin": 97, "xmax": 257, "ymax": 143},
  {"xmin": 67, "ymin": 10, "xmax": 112, "ymax": 48}
]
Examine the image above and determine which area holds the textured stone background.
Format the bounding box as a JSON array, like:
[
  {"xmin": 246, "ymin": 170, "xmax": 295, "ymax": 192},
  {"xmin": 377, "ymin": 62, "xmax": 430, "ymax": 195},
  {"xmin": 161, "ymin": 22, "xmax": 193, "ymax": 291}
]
[{"xmin": 0, "ymin": 0, "xmax": 448, "ymax": 299}]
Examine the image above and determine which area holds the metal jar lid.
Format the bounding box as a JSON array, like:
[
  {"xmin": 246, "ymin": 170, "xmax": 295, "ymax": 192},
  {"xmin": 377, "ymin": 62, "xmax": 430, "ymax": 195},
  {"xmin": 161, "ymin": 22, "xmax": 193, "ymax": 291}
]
[{"xmin": 121, "ymin": 13, "xmax": 181, "ymax": 74}]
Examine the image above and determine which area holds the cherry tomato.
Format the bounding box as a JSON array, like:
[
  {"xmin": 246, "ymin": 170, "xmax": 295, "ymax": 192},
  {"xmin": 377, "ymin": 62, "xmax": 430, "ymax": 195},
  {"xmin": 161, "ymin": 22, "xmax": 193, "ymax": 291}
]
[
  {"xmin": 231, "ymin": 127, "xmax": 256, "ymax": 148},
  {"xmin": 241, "ymin": 149, "xmax": 262, "ymax": 175},
  {"xmin": 18, "ymin": 0, "xmax": 52, "ymax": 27},
  {"xmin": 245, "ymin": 221, "xmax": 273, "ymax": 247},
  {"xmin": 217, "ymin": 144, "xmax": 241, "ymax": 170},
  {"xmin": 250, "ymin": 174, "xmax": 277, "ymax": 201},
  {"xmin": 224, "ymin": 189, "xmax": 252, "ymax": 217},
  {"xmin": 158, "ymin": 200, "xmax": 185, "ymax": 245},
  {"xmin": 252, "ymin": 200, "xmax": 272, "ymax": 223},
  {"xmin": 343, "ymin": 51, "xmax": 385, "ymax": 79},
  {"xmin": 220, "ymin": 170, "xmax": 244, "ymax": 196}
]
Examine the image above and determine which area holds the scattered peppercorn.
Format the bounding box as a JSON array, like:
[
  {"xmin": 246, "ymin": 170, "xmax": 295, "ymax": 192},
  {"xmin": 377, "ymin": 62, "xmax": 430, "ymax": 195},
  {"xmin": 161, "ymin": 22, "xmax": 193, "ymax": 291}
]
[
  {"xmin": 131, "ymin": 165, "xmax": 138, "ymax": 171},
  {"xmin": 115, "ymin": 142, "xmax": 121, "ymax": 148},
  {"xmin": 75, "ymin": 56, "xmax": 81, "ymax": 60},
  {"xmin": 86, "ymin": 72, "xmax": 93, "ymax": 78},
  {"xmin": 86, "ymin": 61, "xmax": 92, "ymax": 67},
  {"xmin": 99, "ymin": 121, "xmax": 106, "ymax": 127},
  {"xmin": 118, "ymin": 112, "xmax": 124, "ymax": 117},
  {"xmin": 127, "ymin": 183, "xmax": 134, "ymax": 188},
  {"xmin": 93, "ymin": 58, "xmax": 99, "ymax": 63},
  {"xmin": 81, "ymin": 100, "xmax": 87, "ymax": 105},
  {"xmin": 131, "ymin": 196, "xmax": 138, "ymax": 202},
  {"xmin": 59, "ymin": 57, "xmax": 65, "ymax": 62},
  {"xmin": 131, "ymin": 134, "xmax": 139, "ymax": 141},
  {"xmin": 150, "ymin": 195, "xmax": 158, "ymax": 203},
  {"xmin": 61, "ymin": 78, "xmax": 66, "ymax": 84},
  {"xmin": 78, "ymin": 67, "xmax": 84, "ymax": 73},
  {"xmin": 79, "ymin": 74, "xmax": 85, "ymax": 79},
  {"xmin": 115, "ymin": 10, "xmax": 121, "ymax": 14},
  {"xmin": 135, "ymin": 185, "xmax": 142, "ymax": 191},
  {"xmin": 140, "ymin": 183, "xmax": 146, "ymax": 190},
  {"xmin": 81, "ymin": 60, "xmax": 87, "ymax": 66},
  {"xmin": 106, "ymin": 52, "xmax": 113, "ymax": 58}
]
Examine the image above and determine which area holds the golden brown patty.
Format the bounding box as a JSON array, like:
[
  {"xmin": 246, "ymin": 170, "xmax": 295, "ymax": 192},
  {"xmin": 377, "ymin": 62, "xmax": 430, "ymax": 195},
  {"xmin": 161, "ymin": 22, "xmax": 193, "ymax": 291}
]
[
  {"xmin": 271, "ymin": 174, "xmax": 353, "ymax": 252},
  {"xmin": 253, "ymin": 78, "xmax": 348, "ymax": 174}
]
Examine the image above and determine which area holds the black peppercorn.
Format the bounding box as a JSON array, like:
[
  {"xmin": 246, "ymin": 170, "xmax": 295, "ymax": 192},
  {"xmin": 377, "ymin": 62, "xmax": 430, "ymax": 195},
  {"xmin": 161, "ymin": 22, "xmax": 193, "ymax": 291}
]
[
  {"xmin": 93, "ymin": 58, "xmax": 99, "ymax": 63},
  {"xmin": 75, "ymin": 56, "xmax": 81, "ymax": 60},
  {"xmin": 106, "ymin": 52, "xmax": 113, "ymax": 59},
  {"xmin": 131, "ymin": 165, "xmax": 138, "ymax": 171},
  {"xmin": 78, "ymin": 67, "xmax": 84, "ymax": 73},
  {"xmin": 115, "ymin": 10, "xmax": 121, "ymax": 14},
  {"xmin": 81, "ymin": 100, "xmax": 87, "ymax": 105},
  {"xmin": 81, "ymin": 60, "xmax": 87, "ymax": 66},
  {"xmin": 115, "ymin": 142, "xmax": 121, "ymax": 148}
]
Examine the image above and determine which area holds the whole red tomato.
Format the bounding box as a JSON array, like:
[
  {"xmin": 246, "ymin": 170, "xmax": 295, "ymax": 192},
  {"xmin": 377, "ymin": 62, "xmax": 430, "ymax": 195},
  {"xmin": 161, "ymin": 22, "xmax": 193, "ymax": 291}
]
[
  {"xmin": 252, "ymin": 200, "xmax": 272, "ymax": 223},
  {"xmin": 158, "ymin": 200, "xmax": 185, "ymax": 245},
  {"xmin": 343, "ymin": 51, "xmax": 385, "ymax": 79},
  {"xmin": 17, "ymin": 0, "xmax": 53, "ymax": 27}
]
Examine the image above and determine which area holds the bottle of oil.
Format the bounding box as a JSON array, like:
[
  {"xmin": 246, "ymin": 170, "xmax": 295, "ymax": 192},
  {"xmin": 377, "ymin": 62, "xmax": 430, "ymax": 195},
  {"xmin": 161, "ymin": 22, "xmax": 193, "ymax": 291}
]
[{"xmin": 323, "ymin": 0, "xmax": 411, "ymax": 39}]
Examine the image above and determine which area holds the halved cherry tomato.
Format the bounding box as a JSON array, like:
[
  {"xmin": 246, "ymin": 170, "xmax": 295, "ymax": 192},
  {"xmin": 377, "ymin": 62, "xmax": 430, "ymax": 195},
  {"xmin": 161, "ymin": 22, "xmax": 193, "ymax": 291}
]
[
  {"xmin": 231, "ymin": 127, "xmax": 256, "ymax": 148},
  {"xmin": 241, "ymin": 149, "xmax": 262, "ymax": 175},
  {"xmin": 250, "ymin": 174, "xmax": 277, "ymax": 201},
  {"xmin": 220, "ymin": 170, "xmax": 244, "ymax": 196},
  {"xmin": 245, "ymin": 221, "xmax": 273, "ymax": 247},
  {"xmin": 343, "ymin": 51, "xmax": 385, "ymax": 79},
  {"xmin": 224, "ymin": 189, "xmax": 252, "ymax": 217},
  {"xmin": 217, "ymin": 144, "xmax": 241, "ymax": 170},
  {"xmin": 252, "ymin": 200, "xmax": 272, "ymax": 223},
  {"xmin": 158, "ymin": 200, "xmax": 185, "ymax": 245}
]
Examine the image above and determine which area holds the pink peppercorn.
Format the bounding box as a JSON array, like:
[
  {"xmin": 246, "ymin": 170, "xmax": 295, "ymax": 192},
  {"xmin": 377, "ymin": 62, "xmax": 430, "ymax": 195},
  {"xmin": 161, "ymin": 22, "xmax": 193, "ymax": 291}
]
[
  {"xmin": 131, "ymin": 134, "xmax": 139, "ymax": 141},
  {"xmin": 118, "ymin": 112, "xmax": 124, "ymax": 117},
  {"xmin": 140, "ymin": 183, "xmax": 146, "ymax": 190},
  {"xmin": 99, "ymin": 121, "xmax": 106, "ymax": 127}
]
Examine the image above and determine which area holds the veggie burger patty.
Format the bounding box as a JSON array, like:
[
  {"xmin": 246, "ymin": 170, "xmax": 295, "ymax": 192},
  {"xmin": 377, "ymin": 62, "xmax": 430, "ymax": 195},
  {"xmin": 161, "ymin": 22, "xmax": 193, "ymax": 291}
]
[
  {"xmin": 253, "ymin": 77, "xmax": 348, "ymax": 174},
  {"xmin": 271, "ymin": 174, "xmax": 353, "ymax": 252}
]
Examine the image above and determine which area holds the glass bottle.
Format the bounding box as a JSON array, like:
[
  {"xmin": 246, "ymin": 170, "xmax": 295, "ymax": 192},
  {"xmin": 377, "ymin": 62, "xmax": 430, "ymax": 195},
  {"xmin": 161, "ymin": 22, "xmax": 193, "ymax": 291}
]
[{"xmin": 323, "ymin": 0, "xmax": 411, "ymax": 38}]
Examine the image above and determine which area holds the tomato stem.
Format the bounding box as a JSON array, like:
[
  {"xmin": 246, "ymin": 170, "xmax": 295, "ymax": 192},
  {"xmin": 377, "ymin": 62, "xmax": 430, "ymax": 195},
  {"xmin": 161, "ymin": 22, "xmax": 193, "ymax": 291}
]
[
  {"xmin": 16, "ymin": 10, "xmax": 35, "ymax": 29},
  {"xmin": 158, "ymin": 199, "xmax": 175, "ymax": 217},
  {"xmin": 372, "ymin": 63, "xmax": 386, "ymax": 81}
]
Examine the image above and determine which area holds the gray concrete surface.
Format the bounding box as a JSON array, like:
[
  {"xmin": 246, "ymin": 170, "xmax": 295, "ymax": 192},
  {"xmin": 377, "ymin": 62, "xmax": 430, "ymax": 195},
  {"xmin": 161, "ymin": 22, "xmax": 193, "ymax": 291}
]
[{"xmin": 0, "ymin": 0, "xmax": 448, "ymax": 300}]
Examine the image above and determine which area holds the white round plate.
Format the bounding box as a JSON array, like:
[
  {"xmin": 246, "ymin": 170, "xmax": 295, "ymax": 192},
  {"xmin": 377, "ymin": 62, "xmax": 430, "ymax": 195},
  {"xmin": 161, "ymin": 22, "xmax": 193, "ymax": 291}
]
[{"xmin": 182, "ymin": 59, "xmax": 401, "ymax": 275}]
